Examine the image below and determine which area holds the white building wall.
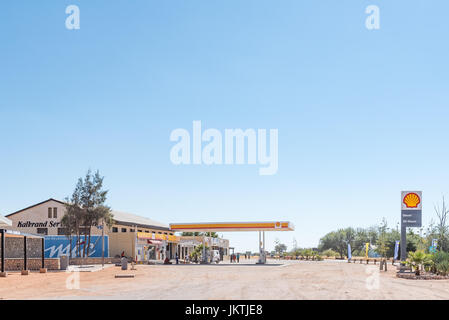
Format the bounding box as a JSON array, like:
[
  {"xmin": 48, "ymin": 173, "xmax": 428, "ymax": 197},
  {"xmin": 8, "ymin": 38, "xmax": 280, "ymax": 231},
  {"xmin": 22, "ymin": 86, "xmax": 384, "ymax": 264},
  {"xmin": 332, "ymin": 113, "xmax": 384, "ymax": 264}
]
[{"xmin": 5, "ymin": 199, "xmax": 102, "ymax": 236}]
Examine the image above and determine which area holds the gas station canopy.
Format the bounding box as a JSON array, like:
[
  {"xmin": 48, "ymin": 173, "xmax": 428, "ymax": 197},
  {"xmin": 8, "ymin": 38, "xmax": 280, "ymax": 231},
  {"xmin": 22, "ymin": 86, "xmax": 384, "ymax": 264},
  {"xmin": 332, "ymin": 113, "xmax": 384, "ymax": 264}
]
[{"xmin": 169, "ymin": 221, "xmax": 294, "ymax": 232}]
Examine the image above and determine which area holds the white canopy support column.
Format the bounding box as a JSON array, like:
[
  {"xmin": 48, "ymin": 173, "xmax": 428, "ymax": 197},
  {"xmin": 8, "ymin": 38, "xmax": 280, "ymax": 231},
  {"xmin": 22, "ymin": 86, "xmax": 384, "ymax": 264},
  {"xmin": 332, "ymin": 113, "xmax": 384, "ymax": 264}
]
[
  {"xmin": 262, "ymin": 231, "xmax": 267, "ymax": 263},
  {"xmin": 201, "ymin": 236, "xmax": 207, "ymax": 264},
  {"xmin": 257, "ymin": 231, "xmax": 267, "ymax": 264}
]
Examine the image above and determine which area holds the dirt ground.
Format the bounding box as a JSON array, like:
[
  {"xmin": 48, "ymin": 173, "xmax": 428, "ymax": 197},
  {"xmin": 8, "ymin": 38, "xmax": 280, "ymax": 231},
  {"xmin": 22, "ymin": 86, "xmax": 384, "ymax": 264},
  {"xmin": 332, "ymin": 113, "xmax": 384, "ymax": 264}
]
[{"xmin": 1, "ymin": 259, "xmax": 449, "ymax": 300}]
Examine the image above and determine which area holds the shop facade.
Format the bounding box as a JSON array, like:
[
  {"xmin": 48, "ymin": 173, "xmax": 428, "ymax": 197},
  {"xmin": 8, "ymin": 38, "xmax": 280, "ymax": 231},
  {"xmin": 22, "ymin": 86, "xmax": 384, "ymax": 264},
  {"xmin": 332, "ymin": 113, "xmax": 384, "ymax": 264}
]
[
  {"xmin": 178, "ymin": 236, "xmax": 230, "ymax": 261},
  {"xmin": 4, "ymin": 199, "xmax": 178, "ymax": 262}
]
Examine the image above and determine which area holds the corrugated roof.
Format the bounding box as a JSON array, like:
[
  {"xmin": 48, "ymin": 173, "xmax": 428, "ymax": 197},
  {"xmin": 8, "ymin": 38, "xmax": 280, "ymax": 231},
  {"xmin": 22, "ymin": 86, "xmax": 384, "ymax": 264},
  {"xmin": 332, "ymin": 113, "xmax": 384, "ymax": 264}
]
[{"xmin": 111, "ymin": 210, "xmax": 169, "ymax": 230}]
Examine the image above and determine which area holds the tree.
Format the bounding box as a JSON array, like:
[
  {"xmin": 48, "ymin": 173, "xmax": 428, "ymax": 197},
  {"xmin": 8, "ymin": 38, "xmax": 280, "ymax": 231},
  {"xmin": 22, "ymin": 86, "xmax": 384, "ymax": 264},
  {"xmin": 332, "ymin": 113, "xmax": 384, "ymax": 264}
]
[
  {"xmin": 274, "ymin": 239, "xmax": 287, "ymax": 256},
  {"xmin": 302, "ymin": 249, "xmax": 313, "ymax": 260},
  {"xmin": 61, "ymin": 178, "xmax": 85, "ymax": 258},
  {"xmin": 318, "ymin": 229, "xmax": 352, "ymax": 259},
  {"xmin": 376, "ymin": 218, "xmax": 389, "ymax": 259},
  {"xmin": 292, "ymin": 238, "xmax": 298, "ymax": 252},
  {"xmin": 405, "ymin": 229, "xmax": 422, "ymax": 253},
  {"xmin": 62, "ymin": 170, "xmax": 113, "ymax": 258},
  {"xmin": 190, "ymin": 244, "xmax": 209, "ymax": 263},
  {"xmin": 181, "ymin": 232, "xmax": 202, "ymax": 237},
  {"xmin": 406, "ymin": 250, "xmax": 432, "ymax": 276},
  {"xmin": 434, "ymin": 197, "xmax": 449, "ymax": 252},
  {"xmin": 353, "ymin": 228, "xmax": 370, "ymax": 255}
]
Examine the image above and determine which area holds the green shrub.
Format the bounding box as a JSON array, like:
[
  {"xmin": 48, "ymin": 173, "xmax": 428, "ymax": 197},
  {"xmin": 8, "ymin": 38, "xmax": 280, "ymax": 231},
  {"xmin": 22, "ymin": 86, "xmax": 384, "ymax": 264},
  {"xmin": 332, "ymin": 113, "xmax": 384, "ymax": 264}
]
[
  {"xmin": 435, "ymin": 260, "xmax": 449, "ymax": 276},
  {"xmin": 321, "ymin": 249, "xmax": 339, "ymax": 258},
  {"xmin": 432, "ymin": 251, "xmax": 449, "ymax": 275},
  {"xmin": 406, "ymin": 250, "xmax": 433, "ymax": 275},
  {"xmin": 302, "ymin": 249, "xmax": 313, "ymax": 260}
]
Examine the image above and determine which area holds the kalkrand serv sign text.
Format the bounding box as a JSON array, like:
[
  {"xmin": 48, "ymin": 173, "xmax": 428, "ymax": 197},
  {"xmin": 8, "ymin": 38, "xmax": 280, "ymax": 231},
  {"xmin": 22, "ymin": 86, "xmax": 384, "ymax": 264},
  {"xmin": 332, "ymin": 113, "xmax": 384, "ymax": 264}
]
[{"xmin": 401, "ymin": 191, "xmax": 422, "ymax": 227}]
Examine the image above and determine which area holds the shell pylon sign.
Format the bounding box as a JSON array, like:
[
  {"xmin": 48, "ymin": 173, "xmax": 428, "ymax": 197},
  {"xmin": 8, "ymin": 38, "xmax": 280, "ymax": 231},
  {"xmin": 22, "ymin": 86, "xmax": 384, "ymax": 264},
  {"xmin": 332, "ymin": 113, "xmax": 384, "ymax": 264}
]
[
  {"xmin": 401, "ymin": 191, "xmax": 422, "ymax": 227},
  {"xmin": 403, "ymin": 192, "xmax": 421, "ymax": 208}
]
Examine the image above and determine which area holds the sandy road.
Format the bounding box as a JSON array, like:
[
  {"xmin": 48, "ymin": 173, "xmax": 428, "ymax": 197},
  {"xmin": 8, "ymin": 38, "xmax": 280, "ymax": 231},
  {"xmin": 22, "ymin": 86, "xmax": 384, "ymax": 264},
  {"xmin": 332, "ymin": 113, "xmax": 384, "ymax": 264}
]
[{"xmin": 1, "ymin": 260, "xmax": 449, "ymax": 300}]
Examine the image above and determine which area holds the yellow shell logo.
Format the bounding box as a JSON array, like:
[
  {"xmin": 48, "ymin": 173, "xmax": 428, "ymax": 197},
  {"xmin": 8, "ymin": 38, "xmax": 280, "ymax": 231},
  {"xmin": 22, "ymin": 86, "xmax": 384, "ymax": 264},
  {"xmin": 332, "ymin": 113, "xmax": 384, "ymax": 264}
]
[{"xmin": 403, "ymin": 193, "xmax": 421, "ymax": 208}]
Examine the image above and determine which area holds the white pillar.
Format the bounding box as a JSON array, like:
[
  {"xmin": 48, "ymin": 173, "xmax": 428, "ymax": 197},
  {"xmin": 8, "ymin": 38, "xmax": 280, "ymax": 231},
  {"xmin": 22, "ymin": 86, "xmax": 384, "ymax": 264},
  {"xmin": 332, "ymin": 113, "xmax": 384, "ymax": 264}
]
[
  {"xmin": 262, "ymin": 231, "xmax": 265, "ymax": 254},
  {"xmin": 262, "ymin": 231, "xmax": 267, "ymax": 263}
]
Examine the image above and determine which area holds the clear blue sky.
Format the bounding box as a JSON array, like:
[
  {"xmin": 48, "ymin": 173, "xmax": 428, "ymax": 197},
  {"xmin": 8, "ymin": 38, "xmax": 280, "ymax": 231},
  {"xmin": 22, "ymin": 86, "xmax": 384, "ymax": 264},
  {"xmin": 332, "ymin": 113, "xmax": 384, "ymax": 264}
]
[{"xmin": 1, "ymin": 1, "xmax": 449, "ymax": 252}]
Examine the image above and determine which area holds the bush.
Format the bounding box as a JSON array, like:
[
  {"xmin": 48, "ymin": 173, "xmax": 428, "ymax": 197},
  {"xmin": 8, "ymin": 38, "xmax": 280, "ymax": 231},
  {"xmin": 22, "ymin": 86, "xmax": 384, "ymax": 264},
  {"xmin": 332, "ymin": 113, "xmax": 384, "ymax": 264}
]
[
  {"xmin": 321, "ymin": 249, "xmax": 339, "ymax": 258},
  {"xmin": 435, "ymin": 260, "xmax": 449, "ymax": 276},
  {"xmin": 432, "ymin": 251, "xmax": 449, "ymax": 275},
  {"xmin": 406, "ymin": 250, "xmax": 433, "ymax": 275}
]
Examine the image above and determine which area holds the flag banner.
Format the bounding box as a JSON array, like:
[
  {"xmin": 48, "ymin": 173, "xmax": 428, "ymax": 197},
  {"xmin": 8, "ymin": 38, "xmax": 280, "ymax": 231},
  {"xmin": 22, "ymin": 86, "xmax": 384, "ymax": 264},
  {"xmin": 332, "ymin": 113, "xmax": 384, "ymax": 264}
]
[
  {"xmin": 394, "ymin": 240, "xmax": 400, "ymax": 260},
  {"xmin": 347, "ymin": 243, "xmax": 352, "ymax": 260},
  {"xmin": 432, "ymin": 239, "xmax": 438, "ymax": 248}
]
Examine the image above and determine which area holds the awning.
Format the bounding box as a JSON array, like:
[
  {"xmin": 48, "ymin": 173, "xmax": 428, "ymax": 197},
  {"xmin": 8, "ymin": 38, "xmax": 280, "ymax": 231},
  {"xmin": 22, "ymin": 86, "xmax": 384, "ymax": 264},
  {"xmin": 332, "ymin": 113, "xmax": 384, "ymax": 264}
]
[
  {"xmin": 137, "ymin": 232, "xmax": 180, "ymax": 242},
  {"xmin": 147, "ymin": 240, "xmax": 163, "ymax": 245}
]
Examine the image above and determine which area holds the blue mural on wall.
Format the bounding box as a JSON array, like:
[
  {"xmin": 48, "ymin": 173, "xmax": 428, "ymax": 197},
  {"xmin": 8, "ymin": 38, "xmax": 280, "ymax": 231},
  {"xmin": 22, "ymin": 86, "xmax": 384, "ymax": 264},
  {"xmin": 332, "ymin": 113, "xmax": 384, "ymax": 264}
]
[{"xmin": 44, "ymin": 235, "xmax": 109, "ymax": 258}]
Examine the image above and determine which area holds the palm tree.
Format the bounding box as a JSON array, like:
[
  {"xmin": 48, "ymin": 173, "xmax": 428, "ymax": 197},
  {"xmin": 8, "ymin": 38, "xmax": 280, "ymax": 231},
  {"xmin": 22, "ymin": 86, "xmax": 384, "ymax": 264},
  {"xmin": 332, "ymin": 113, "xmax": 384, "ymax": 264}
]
[{"xmin": 406, "ymin": 251, "xmax": 433, "ymax": 275}]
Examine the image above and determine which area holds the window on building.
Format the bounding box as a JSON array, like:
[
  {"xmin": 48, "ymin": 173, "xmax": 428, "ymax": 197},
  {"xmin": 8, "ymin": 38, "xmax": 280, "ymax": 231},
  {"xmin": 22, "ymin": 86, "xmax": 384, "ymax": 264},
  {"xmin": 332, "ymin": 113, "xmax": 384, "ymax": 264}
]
[
  {"xmin": 145, "ymin": 230, "xmax": 149, "ymax": 233},
  {"xmin": 48, "ymin": 208, "xmax": 52, "ymax": 218},
  {"xmin": 130, "ymin": 229, "xmax": 135, "ymax": 232},
  {"xmin": 138, "ymin": 230, "xmax": 142, "ymax": 232},
  {"xmin": 158, "ymin": 232, "xmax": 162, "ymax": 234},
  {"xmin": 53, "ymin": 207, "xmax": 57, "ymax": 218},
  {"xmin": 112, "ymin": 227, "xmax": 118, "ymax": 233},
  {"xmin": 121, "ymin": 228, "xmax": 127, "ymax": 233},
  {"xmin": 37, "ymin": 228, "xmax": 48, "ymax": 235},
  {"xmin": 57, "ymin": 228, "xmax": 67, "ymax": 235}
]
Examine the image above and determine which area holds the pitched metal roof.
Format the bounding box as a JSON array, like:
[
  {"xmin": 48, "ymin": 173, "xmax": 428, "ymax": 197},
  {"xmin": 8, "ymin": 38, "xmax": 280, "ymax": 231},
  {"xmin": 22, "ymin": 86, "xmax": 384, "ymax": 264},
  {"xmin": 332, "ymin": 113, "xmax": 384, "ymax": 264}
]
[
  {"xmin": 4, "ymin": 198, "xmax": 171, "ymax": 232},
  {"xmin": 111, "ymin": 210, "xmax": 170, "ymax": 231}
]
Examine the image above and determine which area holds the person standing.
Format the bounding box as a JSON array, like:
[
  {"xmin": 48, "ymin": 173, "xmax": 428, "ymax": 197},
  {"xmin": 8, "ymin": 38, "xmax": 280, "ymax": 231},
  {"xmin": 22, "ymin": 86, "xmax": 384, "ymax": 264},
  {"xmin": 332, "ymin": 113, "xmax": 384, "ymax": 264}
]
[{"xmin": 237, "ymin": 253, "xmax": 240, "ymax": 263}]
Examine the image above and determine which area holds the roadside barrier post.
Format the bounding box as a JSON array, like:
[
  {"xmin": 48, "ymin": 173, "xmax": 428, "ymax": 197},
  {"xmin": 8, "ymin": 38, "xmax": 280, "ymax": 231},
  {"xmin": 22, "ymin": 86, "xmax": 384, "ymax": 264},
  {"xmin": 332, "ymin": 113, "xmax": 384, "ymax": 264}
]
[
  {"xmin": 41, "ymin": 237, "xmax": 45, "ymax": 269},
  {"xmin": 40, "ymin": 237, "xmax": 47, "ymax": 273},
  {"xmin": 1, "ymin": 229, "xmax": 5, "ymax": 276},
  {"xmin": 22, "ymin": 236, "xmax": 29, "ymax": 275},
  {"xmin": 24, "ymin": 236, "xmax": 27, "ymax": 270}
]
